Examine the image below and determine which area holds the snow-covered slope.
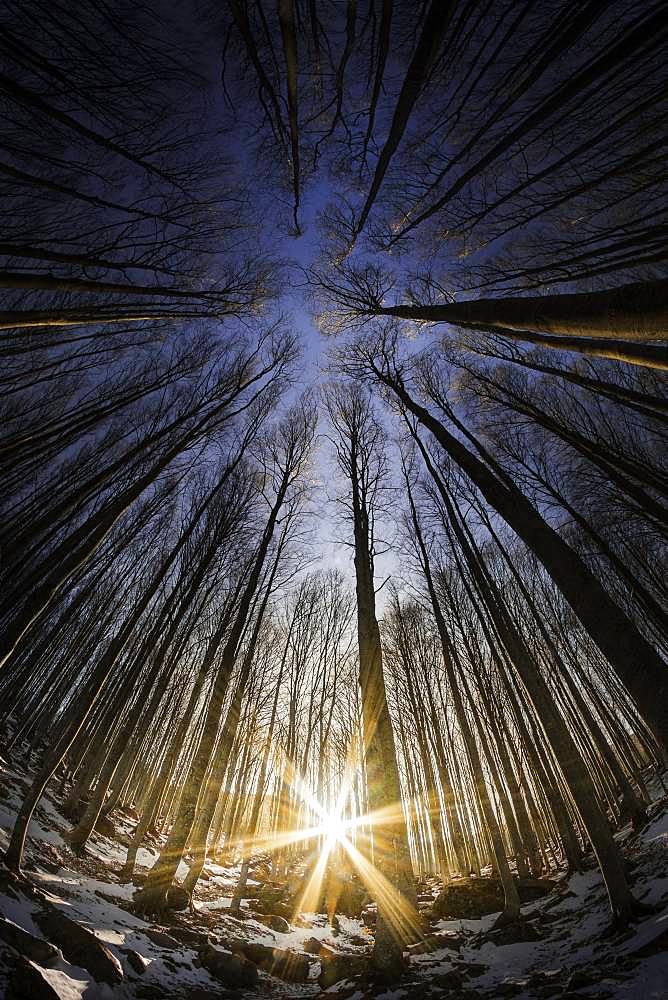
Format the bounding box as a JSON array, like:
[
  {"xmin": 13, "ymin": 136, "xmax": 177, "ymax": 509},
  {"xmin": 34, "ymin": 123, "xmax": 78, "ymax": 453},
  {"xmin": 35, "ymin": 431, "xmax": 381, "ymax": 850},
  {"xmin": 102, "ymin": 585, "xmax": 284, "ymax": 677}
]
[{"xmin": 1, "ymin": 756, "xmax": 667, "ymax": 999}]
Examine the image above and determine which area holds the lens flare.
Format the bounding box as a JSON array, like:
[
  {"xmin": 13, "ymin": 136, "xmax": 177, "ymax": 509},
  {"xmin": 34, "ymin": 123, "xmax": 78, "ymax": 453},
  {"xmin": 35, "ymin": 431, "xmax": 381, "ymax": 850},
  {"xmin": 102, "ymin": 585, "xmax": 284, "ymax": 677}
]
[{"xmin": 225, "ymin": 745, "xmax": 419, "ymax": 948}]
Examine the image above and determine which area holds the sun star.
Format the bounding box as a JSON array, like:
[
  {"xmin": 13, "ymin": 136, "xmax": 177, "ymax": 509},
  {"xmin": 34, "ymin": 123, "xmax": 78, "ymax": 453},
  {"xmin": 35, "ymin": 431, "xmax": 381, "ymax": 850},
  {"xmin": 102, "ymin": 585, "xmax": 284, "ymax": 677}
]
[{"xmin": 321, "ymin": 810, "xmax": 348, "ymax": 844}]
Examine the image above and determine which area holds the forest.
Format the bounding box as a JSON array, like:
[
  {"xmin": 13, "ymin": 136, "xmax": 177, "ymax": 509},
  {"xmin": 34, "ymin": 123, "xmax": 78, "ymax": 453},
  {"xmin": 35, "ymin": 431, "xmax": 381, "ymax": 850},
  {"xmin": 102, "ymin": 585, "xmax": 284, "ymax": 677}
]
[{"xmin": 0, "ymin": 1, "xmax": 667, "ymax": 998}]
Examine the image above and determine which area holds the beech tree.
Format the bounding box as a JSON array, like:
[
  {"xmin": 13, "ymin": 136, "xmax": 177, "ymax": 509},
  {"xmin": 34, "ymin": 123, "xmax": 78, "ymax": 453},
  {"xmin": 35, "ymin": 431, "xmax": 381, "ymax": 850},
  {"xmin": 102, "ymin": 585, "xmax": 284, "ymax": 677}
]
[
  {"xmin": 326, "ymin": 382, "xmax": 418, "ymax": 975},
  {"xmin": 333, "ymin": 331, "xmax": 668, "ymax": 764},
  {"xmin": 134, "ymin": 395, "xmax": 317, "ymax": 913},
  {"xmin": 2, "ymin": 1, "xmax": 667, "ymax": 979},
  {"xmin": 314, "ymin": 264, "xmax": 668, "ymax": 370}
]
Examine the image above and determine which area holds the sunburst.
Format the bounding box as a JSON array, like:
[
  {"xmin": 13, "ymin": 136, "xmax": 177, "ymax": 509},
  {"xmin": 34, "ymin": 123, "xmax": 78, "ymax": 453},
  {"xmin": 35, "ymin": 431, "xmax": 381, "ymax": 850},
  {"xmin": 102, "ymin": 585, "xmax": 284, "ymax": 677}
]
[{"xmin": 226, "ymin": 748, "xmax": 420, "ymax": 946}]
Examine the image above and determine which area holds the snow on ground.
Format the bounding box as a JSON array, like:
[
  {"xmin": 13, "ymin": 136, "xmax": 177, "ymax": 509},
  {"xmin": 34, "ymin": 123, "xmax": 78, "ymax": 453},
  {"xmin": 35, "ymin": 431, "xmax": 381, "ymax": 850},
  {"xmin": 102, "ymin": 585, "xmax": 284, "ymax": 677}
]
[
  {"xmin": 1, "ymin": 754, "xmax": 668, "ymax": 998},
  {"xmin": 398, "ymin": 807, "xmax": 668, "ymax": 1000}
]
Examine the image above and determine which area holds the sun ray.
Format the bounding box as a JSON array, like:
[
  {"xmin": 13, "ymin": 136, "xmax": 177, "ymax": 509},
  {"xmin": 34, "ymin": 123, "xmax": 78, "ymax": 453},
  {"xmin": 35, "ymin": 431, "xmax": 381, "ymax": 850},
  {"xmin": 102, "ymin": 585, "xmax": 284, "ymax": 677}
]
[
  {"xmin": 225, "ymin": 822, "xmax": 326, "ymax": 857},
  {"xmin": 291, "ymin": 832, "xmax": 335, "ymax": 915},
  {"xmin": 229, "ymin": 736, "xmax": 419, "ymax": 950},
  {"xmin": 338, "ymin": 833, "xmax": 421, "ymax": 944}
]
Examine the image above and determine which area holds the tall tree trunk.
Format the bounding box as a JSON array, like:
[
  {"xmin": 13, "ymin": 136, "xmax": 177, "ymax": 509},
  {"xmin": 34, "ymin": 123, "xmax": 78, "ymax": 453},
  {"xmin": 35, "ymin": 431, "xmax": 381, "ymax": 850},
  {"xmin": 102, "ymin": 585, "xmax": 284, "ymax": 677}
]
[{"xmin": 372, "ymin": 361, "xmax": 668, "ymax": 758}]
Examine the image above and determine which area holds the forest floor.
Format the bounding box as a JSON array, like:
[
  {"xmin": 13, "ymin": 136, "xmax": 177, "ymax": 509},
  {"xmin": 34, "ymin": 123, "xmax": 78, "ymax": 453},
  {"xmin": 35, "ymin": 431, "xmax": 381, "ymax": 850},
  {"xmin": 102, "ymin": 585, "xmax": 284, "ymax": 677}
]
[{"xmin": 1, "ymin": 756, "xmax": 667, "ymax": 1000}]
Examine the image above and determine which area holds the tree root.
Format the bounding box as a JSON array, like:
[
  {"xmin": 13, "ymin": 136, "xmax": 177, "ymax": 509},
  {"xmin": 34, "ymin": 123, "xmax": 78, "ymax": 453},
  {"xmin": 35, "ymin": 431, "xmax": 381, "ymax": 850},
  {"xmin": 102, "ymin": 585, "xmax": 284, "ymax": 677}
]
[
  {"xmin": 603, "ymin": 896, "xmax": 659, "ymax": 936},
  {"xmin": 492, "ymin": 907, "xmax": 521, "ymax": 929}
]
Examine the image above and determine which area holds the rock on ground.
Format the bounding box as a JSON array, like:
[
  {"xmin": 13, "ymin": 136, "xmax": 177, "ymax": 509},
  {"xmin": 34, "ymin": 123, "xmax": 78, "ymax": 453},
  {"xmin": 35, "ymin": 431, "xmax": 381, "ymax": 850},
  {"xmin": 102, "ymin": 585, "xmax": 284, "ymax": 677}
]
[
  {"xmin": 198, "ymin": 944, "xmax": 259, "ymax": 988},
  {"xmin": 143, "ymin": 927, "xmax": 182, "ymax": 949},
  {"xmin": 254, "ymin": 912, "xmax": 290, "ymax": 933},
  {"xmin": 0, "ymin": 916, "xmax": 61, "ymax": 966},
  {"xmin": 432, "ymin": 876, "xmax": 554, "ymax": 919},
  {"xmin": 241, "ymin": 941, "xmax": 312, "ymax": 982},
  {"xmin": 406, "ymin": 931, "xmax": 464, "ymax": 955},
  {"xmin": 33, "ymin": 906, "xmax": 123, "ymax": 985},
  {"xmin": 121, "ymin": 948, "xmax": 149, "ymax": 975},
  {"xmin": 10, "ymin": 957, "xmax": 83, "ymax": 1000},
  {"xmin": 318, "ymin": 945, "xmax": 372, "ymax": 988}
]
